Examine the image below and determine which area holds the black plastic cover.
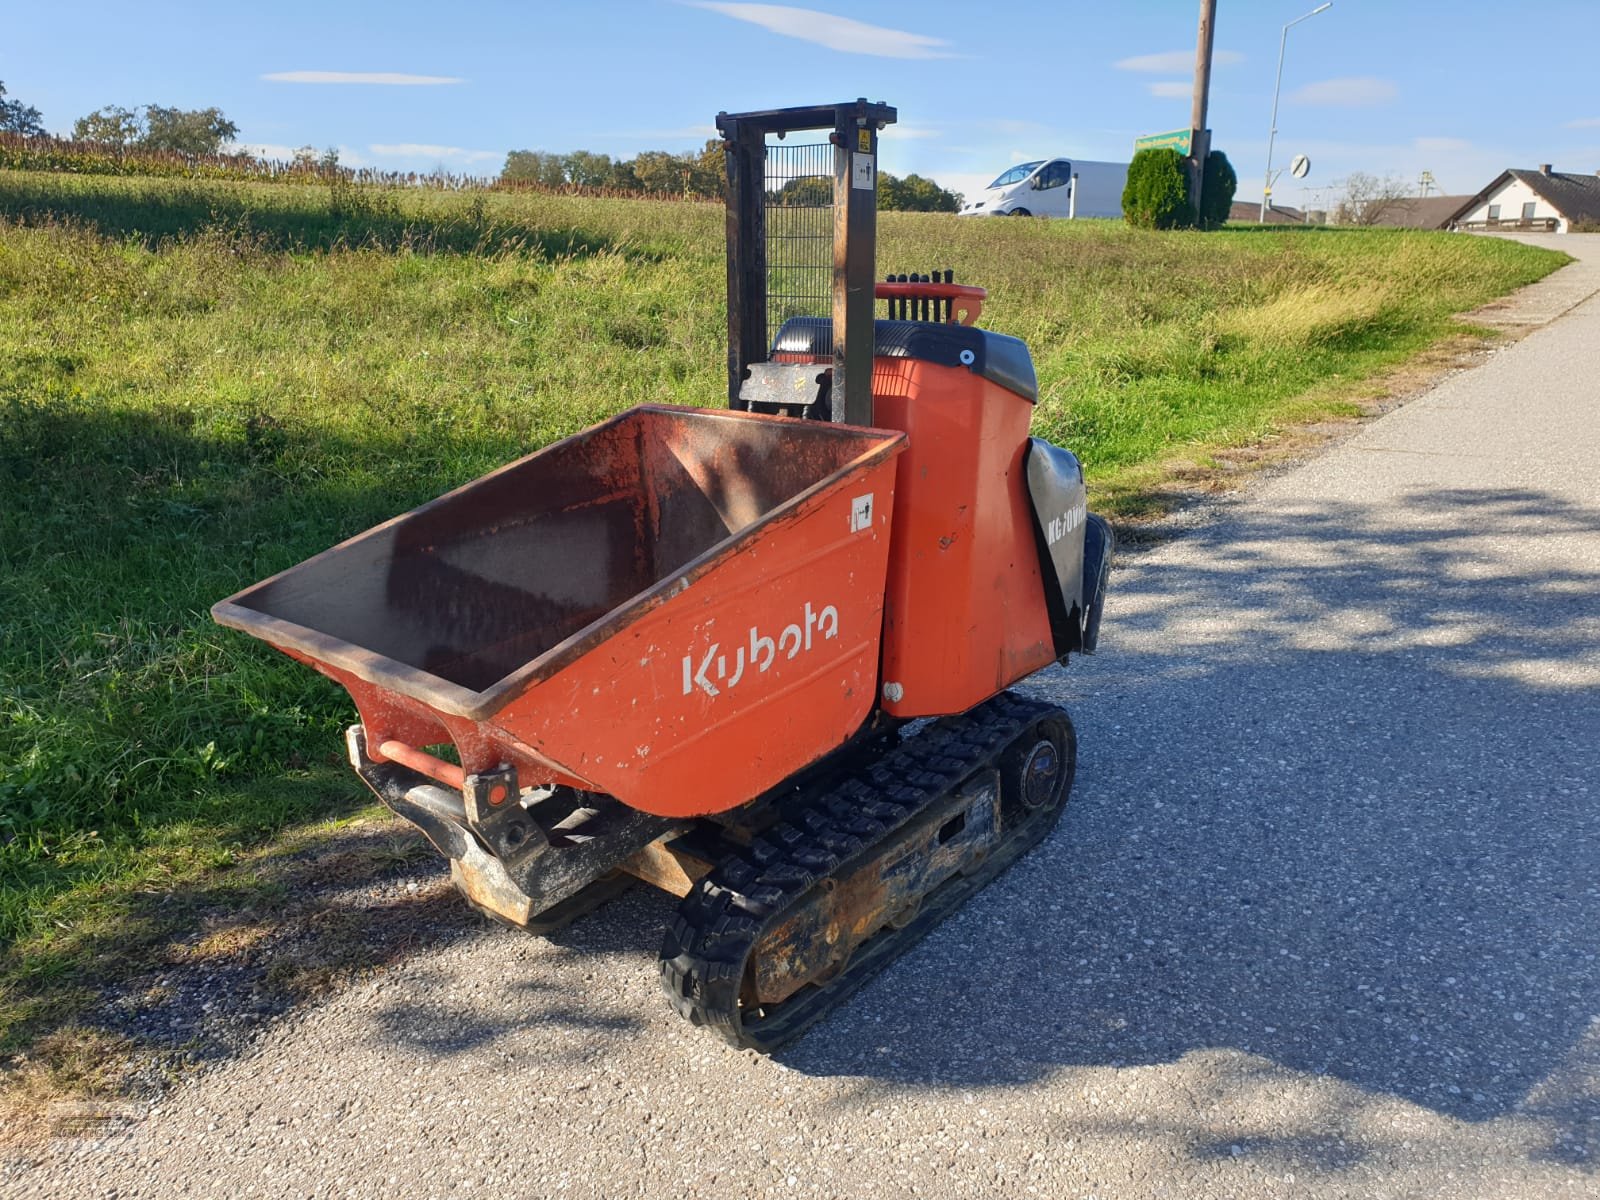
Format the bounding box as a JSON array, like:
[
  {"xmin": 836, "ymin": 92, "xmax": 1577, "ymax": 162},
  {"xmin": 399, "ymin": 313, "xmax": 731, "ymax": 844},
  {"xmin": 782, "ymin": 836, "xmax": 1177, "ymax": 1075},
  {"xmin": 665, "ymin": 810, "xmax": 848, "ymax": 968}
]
[
  {"xmin": 1079, "ymin": 512, "xmax": 1113, "ymax": 655},
  {"xmin": 771, "ymin": 317, "xmax": 1038, "ymax": 404},
  {"xmin": 1024, "ymin": 438, "xmax": 1113, "ymax": 658}
]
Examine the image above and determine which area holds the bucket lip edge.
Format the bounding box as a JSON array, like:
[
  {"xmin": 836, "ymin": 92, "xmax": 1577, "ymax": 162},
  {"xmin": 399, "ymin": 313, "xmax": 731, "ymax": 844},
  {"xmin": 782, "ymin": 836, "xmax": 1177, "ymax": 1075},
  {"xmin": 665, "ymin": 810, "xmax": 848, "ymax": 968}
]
[{"xmin": 210, "ymin": 598, "xmax": 489, "ymax": 718}]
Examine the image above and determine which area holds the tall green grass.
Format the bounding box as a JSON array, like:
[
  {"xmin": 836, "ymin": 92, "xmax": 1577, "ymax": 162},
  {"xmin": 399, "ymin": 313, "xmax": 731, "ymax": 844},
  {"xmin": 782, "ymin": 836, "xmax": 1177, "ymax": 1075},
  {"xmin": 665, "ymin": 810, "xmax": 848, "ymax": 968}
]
[{"xmin": 0, "ymin": 171, "xmax": 1566, "ymax": 1052}]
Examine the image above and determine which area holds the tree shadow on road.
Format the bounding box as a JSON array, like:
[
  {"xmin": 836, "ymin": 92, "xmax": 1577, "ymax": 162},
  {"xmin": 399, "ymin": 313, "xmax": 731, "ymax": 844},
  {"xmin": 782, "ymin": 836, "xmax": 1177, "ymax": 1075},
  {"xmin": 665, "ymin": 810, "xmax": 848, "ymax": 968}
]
[
  {"xmin": 361, "ymin": 888, "xmax": 673, "ymax": 1066},
  {"xmin": 777, "ymin": 486, "xmax": 1599, "ymax": 1169}
]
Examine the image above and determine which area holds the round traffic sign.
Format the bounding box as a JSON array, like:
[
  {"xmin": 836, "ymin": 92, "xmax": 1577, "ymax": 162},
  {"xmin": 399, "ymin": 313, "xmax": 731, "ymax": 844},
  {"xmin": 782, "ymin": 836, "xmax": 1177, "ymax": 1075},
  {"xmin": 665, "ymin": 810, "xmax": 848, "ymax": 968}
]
[{"xmin": 1290, "ymin": 154, "xmax": 1311, "ymax": 179}]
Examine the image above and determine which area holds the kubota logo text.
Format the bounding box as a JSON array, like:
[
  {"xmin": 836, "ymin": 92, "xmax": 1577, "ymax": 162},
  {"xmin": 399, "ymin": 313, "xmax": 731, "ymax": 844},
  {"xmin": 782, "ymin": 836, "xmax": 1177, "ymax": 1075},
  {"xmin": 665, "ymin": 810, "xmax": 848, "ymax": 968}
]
[{"xmin": 682, "ymin": 602, "xmax": 840, "ymax": 698}]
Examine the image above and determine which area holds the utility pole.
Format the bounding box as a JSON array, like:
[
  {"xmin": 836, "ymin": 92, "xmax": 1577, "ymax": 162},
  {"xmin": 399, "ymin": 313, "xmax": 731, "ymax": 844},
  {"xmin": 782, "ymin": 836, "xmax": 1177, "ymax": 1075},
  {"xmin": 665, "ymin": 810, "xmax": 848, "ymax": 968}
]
[{"xmin": 1190, "ymin": 0, "xmax": 1217, "ymax": 224}]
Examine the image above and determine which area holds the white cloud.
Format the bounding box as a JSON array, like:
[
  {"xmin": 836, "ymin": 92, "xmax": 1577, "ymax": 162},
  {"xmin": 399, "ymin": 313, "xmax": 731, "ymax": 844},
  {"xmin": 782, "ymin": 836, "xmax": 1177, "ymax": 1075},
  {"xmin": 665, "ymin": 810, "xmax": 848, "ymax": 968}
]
[
  {"xmin": 688, "ymin": 3, "xmax": 952, "ymax": 58},
  {"xmin": 1564, "ymin": 117, "xmax": 1600, "ymax": 129},
  {"xmin": 1116, "ymin": 49, "xmax": 1242, "ymax": 73},
  {"xmin": 1414, "ymin": 136, "xmax": 1471, "ymax": 153},
  {"xmin": 369, "ymin": 143, "xmax": 502, "ymax": 164},
  {"xmin": 1148, "ymin": 81, "xmax": 1191, "ymax": 99},
  {"xmin": 230, "ymin": 142, "xmax": 371, "ymax": 167},
  {"xmin": 231, "ymin": 142, "xmax": 301, "ymax": 160},
  {"xmin": 884, "ymin": 125, "xmax": 941, "ymax": 140},
  {"xmin": 262, "ymin": 71, "xmax": 463, "ymax": 85},
  {"xmin": 1290, "ymin": 77, "xmax": 1397, "ymax": 107}
]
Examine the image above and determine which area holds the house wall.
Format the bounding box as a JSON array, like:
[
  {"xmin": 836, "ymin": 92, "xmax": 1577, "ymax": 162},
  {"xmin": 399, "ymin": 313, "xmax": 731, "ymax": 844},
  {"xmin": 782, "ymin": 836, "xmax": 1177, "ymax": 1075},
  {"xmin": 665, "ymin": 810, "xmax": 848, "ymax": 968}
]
[{"xmin": 1456, "ymin": 176, "xmax": 1568, "ymax": 232}]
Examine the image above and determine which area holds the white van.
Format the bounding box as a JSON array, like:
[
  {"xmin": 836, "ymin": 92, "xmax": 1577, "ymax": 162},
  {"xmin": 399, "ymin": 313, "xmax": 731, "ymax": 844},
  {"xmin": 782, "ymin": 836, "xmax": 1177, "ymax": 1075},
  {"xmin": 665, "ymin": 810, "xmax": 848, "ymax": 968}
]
[{"xmin": 959, "ymin": 158, "xmax": 1129, "ymax": 219}]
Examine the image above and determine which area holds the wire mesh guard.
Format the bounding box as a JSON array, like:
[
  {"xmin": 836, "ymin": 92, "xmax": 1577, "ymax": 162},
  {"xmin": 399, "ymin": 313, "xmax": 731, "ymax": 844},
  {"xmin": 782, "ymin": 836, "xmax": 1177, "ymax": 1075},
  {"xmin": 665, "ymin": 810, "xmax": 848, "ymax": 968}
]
[{"xmin": 763, "ymin": 141, "xmax": 833, "ymax": 342}]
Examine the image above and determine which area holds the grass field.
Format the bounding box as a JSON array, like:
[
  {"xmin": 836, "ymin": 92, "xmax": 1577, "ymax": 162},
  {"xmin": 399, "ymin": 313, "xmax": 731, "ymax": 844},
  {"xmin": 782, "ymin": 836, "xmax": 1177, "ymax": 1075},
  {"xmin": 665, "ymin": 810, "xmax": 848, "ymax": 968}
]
[{"xmin": 0, "ymin": 170, "xmax": 1568, "ymax": 1090}]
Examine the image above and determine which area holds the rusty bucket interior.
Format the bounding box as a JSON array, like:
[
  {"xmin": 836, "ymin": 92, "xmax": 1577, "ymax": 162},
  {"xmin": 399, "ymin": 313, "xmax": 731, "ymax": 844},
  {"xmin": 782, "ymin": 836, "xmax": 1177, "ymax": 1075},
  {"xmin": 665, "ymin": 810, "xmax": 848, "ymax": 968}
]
[{"xmin": 214, "ymin": 406, "xmax": 903, "ymax": 703}]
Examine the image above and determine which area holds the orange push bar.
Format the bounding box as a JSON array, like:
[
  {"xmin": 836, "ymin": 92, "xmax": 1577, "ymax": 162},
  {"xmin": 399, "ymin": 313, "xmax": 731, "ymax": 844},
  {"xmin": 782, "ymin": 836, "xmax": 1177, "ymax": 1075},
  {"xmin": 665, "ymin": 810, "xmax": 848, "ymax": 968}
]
[
  {"xmin": 376, "ymin": 738, "xmax": 465, "ymax": 791},
  {"xmin": 875, "ymin": 281, "xmax": 986, "ymax": 326}
]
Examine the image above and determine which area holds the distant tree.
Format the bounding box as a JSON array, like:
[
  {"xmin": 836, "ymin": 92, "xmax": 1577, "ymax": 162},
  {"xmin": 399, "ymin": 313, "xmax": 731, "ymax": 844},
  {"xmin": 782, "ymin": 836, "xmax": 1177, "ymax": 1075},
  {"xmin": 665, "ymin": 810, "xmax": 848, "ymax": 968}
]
[
  {"xmin": 688, "ymin": 139, "xmax": 724, "ymax": 198},
  {"xmin": 621, "ymin": 142, "xmax": 723, "ymax": 196},
  {"xmin": 606, "ymin": 159, "xmax": 642, "ymax": 192},
  {"xmin": 0, "ymin": 81, "xmax": 46, "ymax": 137},
  {"xmin": 773, "ymin": 176, "xmax": 831, "ymax": 207},
  {"xmin": 1122, "ymin": 148, "xmax": 1190, "ymax": 230},
  {"xmin": 1198, "ymin": 150, "xmax": 1237, "ymax": 231},
  {"xmin": 72, "ymin": 105, "xmax": 143, "ymax": 148},
  {"xmin": 504, "ymin": 139, "xmax": 720, "ymax": 197},
  {"xmin": 631, "ymin": 149, "xmax": 690, "ymax": 195},
  {"xmin": 140, "ymin": 105, "xmax": 238, "ymax": 155},
  {"xmin": 498, "ymin": 139, "xmax": 723, "ymax": 199},
  {"xmin": 878, "ymin": 171, "xmax": 961, "ymax": 213},
  {"xmin": 1333, "ymin": 171, "xmax": 1411, "ymax": 226},
  {"xmin": 562, "ymin": 150, "xmax": 615, "ymax": 189},
  {"xmin": 502, "ymin": 150, "xmax": 567, "ymax": 187}
]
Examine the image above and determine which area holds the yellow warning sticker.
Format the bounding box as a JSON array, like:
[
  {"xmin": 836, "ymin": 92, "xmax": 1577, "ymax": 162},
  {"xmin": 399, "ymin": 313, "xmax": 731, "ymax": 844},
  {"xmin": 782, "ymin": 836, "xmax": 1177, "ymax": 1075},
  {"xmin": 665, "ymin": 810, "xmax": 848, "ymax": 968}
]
[{"xmin": 857, "ymin": 128, "xmax": 871, "ymax": 153}]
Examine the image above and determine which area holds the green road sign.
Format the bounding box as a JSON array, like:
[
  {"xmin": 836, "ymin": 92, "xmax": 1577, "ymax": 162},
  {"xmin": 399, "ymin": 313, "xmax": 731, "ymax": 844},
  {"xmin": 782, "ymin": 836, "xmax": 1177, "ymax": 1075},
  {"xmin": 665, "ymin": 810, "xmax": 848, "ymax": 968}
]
[{"xmin": 1134, "ymin": 129, "xmax": 1194, "ymax": 156}]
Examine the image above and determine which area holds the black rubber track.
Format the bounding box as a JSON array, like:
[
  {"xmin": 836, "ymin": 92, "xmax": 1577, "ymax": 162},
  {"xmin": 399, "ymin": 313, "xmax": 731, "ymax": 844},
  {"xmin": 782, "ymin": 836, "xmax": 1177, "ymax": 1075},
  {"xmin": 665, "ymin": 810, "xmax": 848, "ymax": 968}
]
[{"xmin": 658, "ymin": 691, "xmax": 1076, "ymax": 1051}]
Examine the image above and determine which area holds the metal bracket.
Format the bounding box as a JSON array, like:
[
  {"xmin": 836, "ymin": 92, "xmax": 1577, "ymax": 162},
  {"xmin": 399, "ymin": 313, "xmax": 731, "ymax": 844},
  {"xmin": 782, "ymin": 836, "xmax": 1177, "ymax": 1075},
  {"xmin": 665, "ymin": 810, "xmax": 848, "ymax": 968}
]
[
  {"xmin": 739, "ymin": 362, "xmax": 831, "ymax": 412},
  {"xmin": 463, "ymin": 764, "xmax": 549, "ymax": 869}
]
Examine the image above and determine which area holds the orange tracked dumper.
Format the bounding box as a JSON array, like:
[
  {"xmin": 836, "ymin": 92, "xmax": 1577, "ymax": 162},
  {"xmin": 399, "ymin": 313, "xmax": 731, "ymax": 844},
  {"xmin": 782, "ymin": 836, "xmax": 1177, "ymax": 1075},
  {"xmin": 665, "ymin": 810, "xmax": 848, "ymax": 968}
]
[{"xmin": 213, "ymin": 101, "xmax": 1112, "ymax": 1049}]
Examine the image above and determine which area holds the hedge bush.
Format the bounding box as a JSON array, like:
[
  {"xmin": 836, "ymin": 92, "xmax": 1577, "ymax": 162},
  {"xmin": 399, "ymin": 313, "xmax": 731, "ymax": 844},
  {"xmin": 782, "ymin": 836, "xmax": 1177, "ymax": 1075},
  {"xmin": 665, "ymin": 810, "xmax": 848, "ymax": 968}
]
[
  {"xmin": 1122, "ymin": 148, "xmax": 1190, "ymax": 230},
  {"xmin": 1200, "ymin": 150, "xmax": 1238, "ymax": 231},
  {"xmin": 1122, "ymin": 146, "xmax": 1238, "ymax": 231}
]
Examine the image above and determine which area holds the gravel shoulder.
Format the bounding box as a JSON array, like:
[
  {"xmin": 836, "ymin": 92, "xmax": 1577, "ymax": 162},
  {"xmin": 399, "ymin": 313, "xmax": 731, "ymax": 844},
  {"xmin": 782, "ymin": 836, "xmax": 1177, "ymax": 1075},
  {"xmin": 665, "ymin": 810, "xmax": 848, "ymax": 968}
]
[{"xmin": 7, "ymin": 236, "xmax": 1598, "ymax": 1200}]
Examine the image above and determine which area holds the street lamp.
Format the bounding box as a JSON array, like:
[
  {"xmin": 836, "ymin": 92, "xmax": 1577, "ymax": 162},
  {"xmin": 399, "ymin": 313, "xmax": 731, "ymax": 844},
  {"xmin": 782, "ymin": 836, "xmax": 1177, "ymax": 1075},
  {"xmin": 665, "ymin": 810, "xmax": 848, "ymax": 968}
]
[{"xmin": 1261, "ymin": 2, "xmax": 1332, "ymax": 222}]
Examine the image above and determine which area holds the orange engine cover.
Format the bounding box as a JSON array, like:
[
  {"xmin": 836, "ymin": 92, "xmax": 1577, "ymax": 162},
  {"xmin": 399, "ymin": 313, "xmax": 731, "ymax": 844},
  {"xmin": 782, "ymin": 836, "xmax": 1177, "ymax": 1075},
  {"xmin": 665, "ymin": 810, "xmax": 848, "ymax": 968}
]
[{"xmin": 871, "ymin": 356, "xmax": 1057, "ymax": 717}]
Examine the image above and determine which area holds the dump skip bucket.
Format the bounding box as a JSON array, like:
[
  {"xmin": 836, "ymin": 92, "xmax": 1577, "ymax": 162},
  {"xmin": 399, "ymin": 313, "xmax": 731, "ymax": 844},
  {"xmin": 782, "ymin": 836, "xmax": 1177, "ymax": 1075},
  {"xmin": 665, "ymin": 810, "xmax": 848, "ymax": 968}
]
[{"xmin": 214, "ymin": 406, "xmax": 906, "ymax": 817}]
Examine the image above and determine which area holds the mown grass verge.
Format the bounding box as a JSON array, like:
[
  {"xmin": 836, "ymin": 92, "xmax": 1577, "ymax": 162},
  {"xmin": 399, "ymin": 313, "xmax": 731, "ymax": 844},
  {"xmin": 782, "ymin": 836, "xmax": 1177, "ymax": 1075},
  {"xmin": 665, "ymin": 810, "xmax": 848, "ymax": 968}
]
[{"xmin": 0, "ymin": 171, "xmax": 1568, "ymax": 1120}]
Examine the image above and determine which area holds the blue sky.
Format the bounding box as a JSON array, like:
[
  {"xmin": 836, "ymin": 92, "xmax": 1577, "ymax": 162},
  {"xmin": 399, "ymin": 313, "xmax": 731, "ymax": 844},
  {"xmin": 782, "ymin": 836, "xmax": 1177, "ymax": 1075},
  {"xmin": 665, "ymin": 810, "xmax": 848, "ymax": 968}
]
[{"xmin": 7, "ymin": 0, "xmax": 1600, "ymax": 209}]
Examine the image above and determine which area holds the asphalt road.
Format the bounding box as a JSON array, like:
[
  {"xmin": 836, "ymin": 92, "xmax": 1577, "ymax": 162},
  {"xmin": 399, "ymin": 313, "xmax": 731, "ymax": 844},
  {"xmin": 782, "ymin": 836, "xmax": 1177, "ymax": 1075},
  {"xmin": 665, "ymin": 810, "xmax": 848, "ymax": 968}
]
[{"xmin": 12, "ymin": 237, "xmax": 1600, "ymax": 1199}]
